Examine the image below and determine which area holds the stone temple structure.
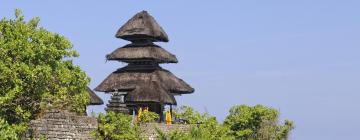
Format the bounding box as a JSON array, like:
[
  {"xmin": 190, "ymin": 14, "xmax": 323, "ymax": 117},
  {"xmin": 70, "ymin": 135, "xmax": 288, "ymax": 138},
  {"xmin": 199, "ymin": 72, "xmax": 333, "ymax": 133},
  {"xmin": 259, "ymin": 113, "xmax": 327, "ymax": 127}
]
[{"xmin": 95, "ymin": 11, "xmax": 194, "ymax": 120}]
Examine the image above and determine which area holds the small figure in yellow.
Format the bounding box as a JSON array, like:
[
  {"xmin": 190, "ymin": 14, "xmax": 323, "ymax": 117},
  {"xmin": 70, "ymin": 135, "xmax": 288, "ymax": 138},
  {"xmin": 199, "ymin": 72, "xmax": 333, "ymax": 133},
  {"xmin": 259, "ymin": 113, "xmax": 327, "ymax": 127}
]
[
  {"xmin": 144, "ymin": 107, "xmax": 149, "ymax": 114},
  {"xmin": 137, "ymin": 107, "xmax": 143, "ymax": 122},
  {"xmin": 165, "ymin": 111, "xmax": 172, "ymax": 125}
]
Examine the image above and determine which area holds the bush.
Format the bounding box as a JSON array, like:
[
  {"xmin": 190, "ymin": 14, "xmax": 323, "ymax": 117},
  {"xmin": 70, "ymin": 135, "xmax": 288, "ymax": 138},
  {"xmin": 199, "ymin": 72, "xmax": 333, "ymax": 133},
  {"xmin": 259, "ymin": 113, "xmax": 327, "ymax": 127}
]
[
  {"xmin": 0, "ymin": 118, "xmax": 18, "ymax": 139},
  {"xmin": 139, "ymin": 111, "xmax": 159, "ymax": 123},
  {"xmin": 172, "ymin": 106, "xmax": 206, "ymax": 124},
  {"xmin": 158, "ymin": 106, "xmax": 234, "ymax": 140},
  {"xmin": 158, "ymin": 105, "xmax": 294, "ymax": 140},
  {"xmin": 92, "ymin": 112, "xmax": 142, "ymax": 140},
  {"xmin": 224, "ymin": 105, "xmax": 294, "ymax": 140},
  {"xmin": 138, "ymin": 109, "xmax": 159, "ymax": 123}
]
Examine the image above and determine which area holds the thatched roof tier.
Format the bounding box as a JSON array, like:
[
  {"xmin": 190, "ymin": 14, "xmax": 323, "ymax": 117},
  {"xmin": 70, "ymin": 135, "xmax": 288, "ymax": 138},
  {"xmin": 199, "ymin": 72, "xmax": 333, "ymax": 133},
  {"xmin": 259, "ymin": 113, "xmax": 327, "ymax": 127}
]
[
  {"xmin": 125, "ymin": 81, "xmax": 177, "ymax": 105},
  {"xmin": 94, "ymin": 66, "xmax": 194, "ymax": 94},
  {"xmin": 106, "ymin": 44, "xmax": 178, "ymax": 63},
  {"xmin": 116, "ymin": 11, "xmax": 169, "ymax": 42},
  {"xmin": 87, "ymin": 87, "xmax": 104, "ymax": 105}
]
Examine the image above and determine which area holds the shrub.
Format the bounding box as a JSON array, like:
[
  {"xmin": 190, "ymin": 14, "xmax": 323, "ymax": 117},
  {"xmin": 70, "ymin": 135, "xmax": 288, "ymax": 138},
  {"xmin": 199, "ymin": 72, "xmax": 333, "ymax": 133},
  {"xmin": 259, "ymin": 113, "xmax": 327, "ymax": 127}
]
[
  {"xmin": 224, "ymin": 105, "xmax": 294, "ymax": 140},
  {"xmin": 138, "ymin": 109, "xmax": 159, "ymax": 123},
  {"xmin": 92, "ymin": 112, "xmax": 142, "ymax": 140},
  {"xmin": 158, "ymin": 106, "xmax": 234, "ymax": 140}
]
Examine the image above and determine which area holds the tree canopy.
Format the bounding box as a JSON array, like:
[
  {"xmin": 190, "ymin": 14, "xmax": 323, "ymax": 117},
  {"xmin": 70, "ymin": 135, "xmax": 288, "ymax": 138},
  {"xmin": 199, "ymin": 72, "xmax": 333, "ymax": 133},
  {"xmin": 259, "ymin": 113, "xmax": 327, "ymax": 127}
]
[
  {"xmin": 0, "ymin": 10, "xmax": 90, "ymax": 137},
  {"xmin": 158, "ymin": 105, "xmax": 294, "ymax": 140},
  {"xmin": 224, "ymin": 105, "xmax": 294, "ymax": 140}
]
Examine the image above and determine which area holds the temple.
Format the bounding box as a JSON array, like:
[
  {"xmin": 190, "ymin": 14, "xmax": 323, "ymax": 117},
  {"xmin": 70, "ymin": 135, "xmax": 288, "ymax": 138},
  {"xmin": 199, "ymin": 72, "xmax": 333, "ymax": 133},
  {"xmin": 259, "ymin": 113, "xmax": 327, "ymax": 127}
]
[
  {"xmin": 87, "ymin": 87, "xmax": 104, "ymax": 105},
  {"xmin": 95, "ymin": 11, "xmax": 194, "ymax": 121}
]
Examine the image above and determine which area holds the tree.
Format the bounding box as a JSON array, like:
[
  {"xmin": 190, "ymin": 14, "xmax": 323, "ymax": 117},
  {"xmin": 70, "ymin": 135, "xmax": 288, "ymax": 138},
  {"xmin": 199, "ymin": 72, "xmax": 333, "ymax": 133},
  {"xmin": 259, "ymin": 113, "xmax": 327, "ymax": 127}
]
[
  {"xmin": 223, "ymin": 105, "xmax": 294, "ymax": 140},
  {"xmin": 92, "ymin": 112, "xmax": 142, "ymax": 140},
  {"xmin": 0, "ymin": 9, "xmax": 90, "ymax": 137}
]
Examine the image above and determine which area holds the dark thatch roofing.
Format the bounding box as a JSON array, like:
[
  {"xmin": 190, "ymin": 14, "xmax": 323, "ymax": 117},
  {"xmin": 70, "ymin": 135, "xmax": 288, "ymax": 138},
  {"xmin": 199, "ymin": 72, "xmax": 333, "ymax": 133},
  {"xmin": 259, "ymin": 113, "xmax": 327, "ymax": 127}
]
[
  {"xmin": 94, "ymin": 66, "xmax": 194, "ymax": 94},
  {"xmin": 106, "ymin": 44, "xmax": 178, "ymax": 63},
  {"xmin": 87, "ymin": 87, "xmax": 104, "ymax": 105},
  {"xmin": 116, "ymin": 11, "xmax": 169, "ymax": 42},
  {"xmin": 125, "ymin": 81, "xmax": 177, "ymax": 105}
]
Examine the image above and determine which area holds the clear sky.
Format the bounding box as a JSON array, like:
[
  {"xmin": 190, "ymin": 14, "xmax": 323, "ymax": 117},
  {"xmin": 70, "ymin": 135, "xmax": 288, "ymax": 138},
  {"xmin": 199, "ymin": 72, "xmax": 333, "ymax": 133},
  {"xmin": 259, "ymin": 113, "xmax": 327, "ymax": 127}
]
[{"xmin": 1, "ymin": 1, "xmax": 360, "ymax": 139}]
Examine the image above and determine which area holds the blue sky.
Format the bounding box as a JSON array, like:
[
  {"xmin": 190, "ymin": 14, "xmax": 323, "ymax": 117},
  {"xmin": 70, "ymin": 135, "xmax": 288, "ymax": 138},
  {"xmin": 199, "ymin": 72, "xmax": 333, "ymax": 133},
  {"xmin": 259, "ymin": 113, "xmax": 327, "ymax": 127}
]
[{"xmin": 1, "ymin": 1, "xmax": 360, "ymax": 139}]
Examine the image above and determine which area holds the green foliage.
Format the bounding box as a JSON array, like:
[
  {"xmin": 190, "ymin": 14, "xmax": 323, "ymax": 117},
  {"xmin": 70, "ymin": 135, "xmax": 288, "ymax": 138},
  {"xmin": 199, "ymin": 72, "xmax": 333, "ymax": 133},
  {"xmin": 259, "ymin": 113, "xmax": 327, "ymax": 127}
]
[
  {"xmin": 0, "ymin": 9, "xmax": 90, "ymax": 137},
  {"xmin": 185, "ymin": 117, "xmax": 234, "ymax": 140},
  {"xmin": 92, "ymin": 112, "xmax": 142, "ymax": 140},
  {"xmin": 223, "ymin": 105, "xmax": 294, "ymax": 140},
  {"xmin": 0, "ymin": 118, "xmax": 18, "ymax": 140},
  {"xmin": 139, "ymin": 110, "xmax": 159, "ymax": 123},
  {"xmin": 158, "ymin": 105, "xmax": 294, "ymax": 140},
  {"xmin": 158, "ymin": 106, "xmax": 234, "ymax": 140},
  {"xmin": 0, "ymin": 117, "xmax": 29, "ymax": 139},
  {"xmin": 172, "ymin": 106, "xmax": 206, "ymax": 124}
]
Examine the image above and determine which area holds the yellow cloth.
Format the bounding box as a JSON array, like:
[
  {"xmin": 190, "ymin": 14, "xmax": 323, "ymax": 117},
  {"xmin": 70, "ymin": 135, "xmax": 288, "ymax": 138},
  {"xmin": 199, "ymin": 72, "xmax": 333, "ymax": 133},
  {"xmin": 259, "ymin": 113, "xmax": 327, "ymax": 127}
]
[
  {"xmin": 165, "ymin": 111, "xmax": 172, "ymax": 125},
  {"xmin": 137, "ymin": 107, "xmax": 142, "ymax": 122},
  {"xmin": 144, "ymin": 107, "xmax": 149, "ymax": 114}
]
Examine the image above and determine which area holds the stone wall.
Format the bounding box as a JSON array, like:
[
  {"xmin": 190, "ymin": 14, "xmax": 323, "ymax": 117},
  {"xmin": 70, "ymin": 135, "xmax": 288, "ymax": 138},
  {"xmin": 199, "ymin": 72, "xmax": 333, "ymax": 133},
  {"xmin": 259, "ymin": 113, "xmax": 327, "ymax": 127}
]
[
  {"xmin": 25, "ymin": 109, "xmax": 97, "ymax": 140},
  {"xmin": 140, "ymin": 123, "xmax": 190, "ymax": 139},
  {"xmin": 25, "ymin": 110, "xmax": 190, "ymax": 140}
]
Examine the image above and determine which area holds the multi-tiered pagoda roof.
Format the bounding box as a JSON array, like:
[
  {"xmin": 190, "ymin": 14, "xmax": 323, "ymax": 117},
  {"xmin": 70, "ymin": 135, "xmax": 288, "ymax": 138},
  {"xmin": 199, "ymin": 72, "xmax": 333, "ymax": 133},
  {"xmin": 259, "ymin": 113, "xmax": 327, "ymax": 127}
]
[{"xmin": 95, "ymin": 11, "xmax": 194, "ymax": 115}]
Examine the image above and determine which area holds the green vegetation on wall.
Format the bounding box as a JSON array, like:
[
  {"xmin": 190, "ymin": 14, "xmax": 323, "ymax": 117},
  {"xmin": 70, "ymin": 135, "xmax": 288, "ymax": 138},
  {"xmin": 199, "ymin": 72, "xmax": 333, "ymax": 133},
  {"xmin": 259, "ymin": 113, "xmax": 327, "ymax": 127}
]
[
  {"xmin": 91, "ymin": 105, "xmax": 294, "ymax": 140},
  {"xmin": 138, "ymin": 109, "xmax": 159, "ymax": 123},
  {"xmin": 158, "ymin": 105, "xmax": 294, "ymax": 140},
  {"xmin": 92, "ymin": 112, "xmax": 142, "ymax": 140}
]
